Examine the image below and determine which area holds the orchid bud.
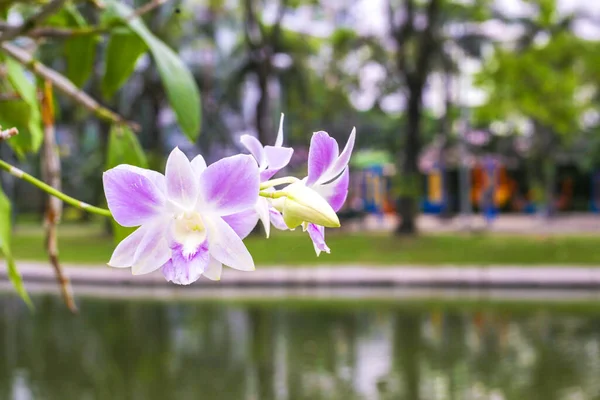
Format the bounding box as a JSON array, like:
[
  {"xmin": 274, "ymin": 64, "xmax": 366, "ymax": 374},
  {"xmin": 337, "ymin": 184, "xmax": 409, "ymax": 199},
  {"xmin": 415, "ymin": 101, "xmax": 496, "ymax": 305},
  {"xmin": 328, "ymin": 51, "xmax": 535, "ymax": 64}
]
[{"xmin": 276, "ymin": 183, "xmax": 340, "ymax": 229}]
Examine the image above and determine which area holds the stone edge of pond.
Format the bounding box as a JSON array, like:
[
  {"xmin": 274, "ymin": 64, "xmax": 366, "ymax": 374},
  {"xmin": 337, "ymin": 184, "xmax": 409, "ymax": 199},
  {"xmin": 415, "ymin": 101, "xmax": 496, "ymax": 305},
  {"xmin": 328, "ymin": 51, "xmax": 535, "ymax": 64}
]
[{"xmin": 3, "ymin": 262, "xmax": 600, "ymax": 289}]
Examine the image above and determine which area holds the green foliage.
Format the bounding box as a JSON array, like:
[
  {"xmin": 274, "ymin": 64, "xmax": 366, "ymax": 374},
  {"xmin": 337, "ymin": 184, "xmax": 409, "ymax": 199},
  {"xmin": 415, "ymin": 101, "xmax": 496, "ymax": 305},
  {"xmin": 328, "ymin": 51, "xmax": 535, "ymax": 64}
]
[
  {"xmin": 474, "ymin": 32, "xmax": 594, "ymax": 136},
  {"xmin": 103, "ymin": 1, "xmax": 202, "ymax": 142},
  {"xmin": 63, "ymin": 4, "xmax": 96, "ymax": 88},
  {"xmin": 0, "ymin": 186, "xmax": 32, "ymax": 308},
  {"xmin": 65, "ymin": 36, "xmax": 97, "ymax": 88},
  {"xmin": 0, "ymin": 57, "xmax": 43, "ymax": 156},
  {"xmin": 105, "ymin": 125, "xmax": 148, "ymax": 243},
  {"xmin": 101, "ymin": 31, "xmax": 147, "ymax": 99}
]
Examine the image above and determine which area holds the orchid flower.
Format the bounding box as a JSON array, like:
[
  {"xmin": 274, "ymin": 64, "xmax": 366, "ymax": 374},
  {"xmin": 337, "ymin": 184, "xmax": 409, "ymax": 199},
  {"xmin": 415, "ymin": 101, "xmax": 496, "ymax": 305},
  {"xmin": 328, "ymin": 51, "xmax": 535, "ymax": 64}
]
[
  {"xmin": 237, "ymin": 114, "xmax": 293, "ymax": 238},
  {"xmin": 299, "ymin": 129, "xmax": 356, "ymax": 255},
  {"xmin": 103, "ymin": 148, "xmax": 259, "ymax": 285}
]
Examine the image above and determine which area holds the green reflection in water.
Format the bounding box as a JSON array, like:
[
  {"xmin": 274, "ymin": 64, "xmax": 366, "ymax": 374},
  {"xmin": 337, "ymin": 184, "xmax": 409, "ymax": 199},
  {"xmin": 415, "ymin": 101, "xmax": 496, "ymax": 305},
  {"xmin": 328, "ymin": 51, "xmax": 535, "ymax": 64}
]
[{"xmin": 1, "ymin": 296, "xmax": 600, "ymax": 400}]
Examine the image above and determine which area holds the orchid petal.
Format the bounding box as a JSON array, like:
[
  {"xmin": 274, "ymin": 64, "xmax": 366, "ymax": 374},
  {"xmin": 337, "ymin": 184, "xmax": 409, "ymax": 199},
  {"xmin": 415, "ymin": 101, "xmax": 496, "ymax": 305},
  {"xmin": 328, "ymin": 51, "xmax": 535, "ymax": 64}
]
[
  {"xmin": 113, "ymin": 165, "xmax": 166, "ymax": 194},
  {"xmin": 198, "ymin": 154, "xmax": 259, "ymax": 215},
  {"xmin": 191, "ymin": 154, "xmax": 207, "ymax": 177},
  {"xmin": 264, "ymin": 145, "xmax": 293, "ymax": 171},
  {"xmin": 274, "ymin": 113, "xmax": 284, "ymax": 147},
  {"xmin": 107, "ymin": 224, "xmax": 148, "ymax": 268},
  {"xmin": 315, "ymin": 168, "xmax": 350, "ymax": 212},
  {"xmin": 222, "ymin": 208, "xmax": 259, "ymax": 239},
  {"xmin": 131, "ymin": 220, "xmax": 171, "ymax": 275},
  {"xmin": 260, "ymin": 169, "xmax": 280, "ymax": 181},
  {"xmin": 162, "ymin": 241, "xmax": 209, "ymax": 285},
  {"xmin": 307, "ymin": 223, "xmax": 330, "ymax": 256},
  {"xmin": 321, "ymin": 128, "xmax": 355, "ymax": 184},
  {"xmin": 269, "ymin": 207, "xmax": 288, "ymax": 231},
  {"xmin": 256, "ymin": 197, "xmax": 271, "ymax": 238},
  {"xmin": 103, "ymin": 166, "xmax": 166, "ymax": 227},
  {"xmin": 204, "ymin": 215, "xmax": 255, "ymax": 271},
  {"xmin": 203, "ymin": 257, "xmax": 223, "ymax": 281},
  {"xmin": 307, "ymin": 131, "xmax": 339, "ymax": 186},
  {"xmin": 165, "ymin": 147, "xmax": 199, "ymax": 211},
  {"xmin": 240, "ymin": 134, "xmax": 266, "ymax": 167}
]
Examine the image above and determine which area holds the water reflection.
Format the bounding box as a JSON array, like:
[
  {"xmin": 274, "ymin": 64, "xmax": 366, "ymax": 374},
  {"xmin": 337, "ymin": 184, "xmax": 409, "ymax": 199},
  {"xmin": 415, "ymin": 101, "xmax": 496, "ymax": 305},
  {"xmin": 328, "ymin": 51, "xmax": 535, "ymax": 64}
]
[{"xmin": 1, "ymin": 296, "xmax": 600, "ymax": 399}]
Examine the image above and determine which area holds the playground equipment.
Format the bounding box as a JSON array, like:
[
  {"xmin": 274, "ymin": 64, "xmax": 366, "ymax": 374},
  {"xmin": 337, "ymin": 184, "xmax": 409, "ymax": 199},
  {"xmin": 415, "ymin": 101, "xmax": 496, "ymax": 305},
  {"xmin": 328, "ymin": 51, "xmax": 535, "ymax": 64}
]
[{"xmin": 349, "ymin": 150, "xmax": 395, "ymax": 216}]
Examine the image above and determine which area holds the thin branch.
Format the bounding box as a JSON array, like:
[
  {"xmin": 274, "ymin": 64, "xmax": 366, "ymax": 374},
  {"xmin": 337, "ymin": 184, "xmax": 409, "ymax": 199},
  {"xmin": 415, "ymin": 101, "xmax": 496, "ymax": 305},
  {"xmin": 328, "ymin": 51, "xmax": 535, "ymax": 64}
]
[
  {"xmin": 269, "ymin": 0, "xmax": 289, "ymax": 44},
  {"xmin": 243, "ymin": 0, "xmax": 262, "ymax": 50},
  {"xmin": 0, "ymin": 0, "xmax": 67, "ymax": 42},
  {"xmin": 21, "ymin": 26, "xmax": 108, "ymax": 39},
  {"xmin": 0, "ymin": 157, "xmax": 113, "ymax": 217},
  {"xmin": 41, "ymin": 81, "xmax": 77, "ymax": 313},
  {"xmin": 0, "ymin": 126, "xmax": 18, "ymax": 141},
  {"xmin": 0, "ymin": 92, "xmax": 21, "ymax": 101},
  {"xmin": 130, "ymin": 0, "xmax": 170, "ymax": 19},
  {"xmin": 1, "ymin": 42, "xmax": 140, "ymax": 131},
  {"xmin": 1, "ymin": 0, "xmax": 170, "ymax": 41}
]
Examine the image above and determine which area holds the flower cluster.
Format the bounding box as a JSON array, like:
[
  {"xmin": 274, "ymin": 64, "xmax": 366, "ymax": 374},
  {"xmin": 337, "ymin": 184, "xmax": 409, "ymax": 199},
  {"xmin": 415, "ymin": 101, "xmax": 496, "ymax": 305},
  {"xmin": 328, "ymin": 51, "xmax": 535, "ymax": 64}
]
[{"xmin": 103, "ymin": 115, "xmax": 356, "ymax": 285}]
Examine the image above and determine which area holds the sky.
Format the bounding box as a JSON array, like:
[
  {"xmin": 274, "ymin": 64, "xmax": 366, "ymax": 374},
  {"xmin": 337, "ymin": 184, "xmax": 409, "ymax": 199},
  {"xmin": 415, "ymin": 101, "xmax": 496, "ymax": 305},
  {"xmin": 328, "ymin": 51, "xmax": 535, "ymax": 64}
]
[{"xmin": 344, "ymin": 0, "xmax": 600, "ymax": 117}]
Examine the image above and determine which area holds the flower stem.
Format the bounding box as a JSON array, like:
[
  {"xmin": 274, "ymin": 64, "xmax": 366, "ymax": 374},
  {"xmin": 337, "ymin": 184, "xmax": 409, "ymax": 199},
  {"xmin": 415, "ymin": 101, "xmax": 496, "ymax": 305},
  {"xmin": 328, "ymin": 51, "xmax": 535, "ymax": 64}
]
[
  {"xmin": 0, "ymin": 159, "xmax": 112, "ymax": 218},
  {"xmin": 259, "ymin": 190, "xmax": 288, "ymax": 199},
  {"xmin": 259, "ymin": 176, "xmax": 298, "ymax": 190}
]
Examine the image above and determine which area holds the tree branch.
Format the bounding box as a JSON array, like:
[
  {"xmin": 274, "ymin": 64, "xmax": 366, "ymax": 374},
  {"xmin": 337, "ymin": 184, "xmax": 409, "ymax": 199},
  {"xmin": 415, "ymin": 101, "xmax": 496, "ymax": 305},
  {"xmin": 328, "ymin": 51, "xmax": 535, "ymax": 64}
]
[
  {"xmin": 244, "ymin": 0, "xmax": 262, "ymax": 50},
  {"xmin": 1, "ymin": 42, "xmax": 140, "ymax": 131},
  {"xmin": 394, "ymin": 0, "xmax": 416, "ymax": 76},
  {"xmin": 41, "ymin": 81, "xmax": 77, "ymax": 313},
  {"xmin": 130, "ymin": 0, "xmax": 171, "ymax": 19},
  {"xmin": 269, "ymin": 0, "xmax": 289, "ymax": 44},
  {"xmin": 414, "ymin": 0, "xmax": 441, "ymax": 88},
  {"xmin": 0, "ymin": 0, "xmax": 67, "ymax": 42},
  {"xmin": 0, "ymin": 126, "xmax": 18, "ymax": 141},
  {"xmin": 0, "ymin": 0, "xmax": 171, "ymax": 40}
]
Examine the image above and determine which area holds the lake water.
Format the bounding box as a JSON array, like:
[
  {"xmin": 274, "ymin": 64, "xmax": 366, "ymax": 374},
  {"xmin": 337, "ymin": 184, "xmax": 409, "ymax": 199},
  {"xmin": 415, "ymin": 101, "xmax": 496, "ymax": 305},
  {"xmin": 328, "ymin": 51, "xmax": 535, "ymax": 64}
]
[{"xmin": 1, "ymin": 293, "xmax": 600, "ymax": 400}]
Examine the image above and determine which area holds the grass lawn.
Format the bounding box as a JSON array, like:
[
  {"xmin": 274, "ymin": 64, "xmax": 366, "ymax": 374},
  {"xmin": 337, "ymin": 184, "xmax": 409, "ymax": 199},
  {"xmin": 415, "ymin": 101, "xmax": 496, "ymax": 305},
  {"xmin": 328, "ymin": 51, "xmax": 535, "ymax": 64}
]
[{"xmin": 5, "ymin": 222, "xmax": 600, "ymax": 266}]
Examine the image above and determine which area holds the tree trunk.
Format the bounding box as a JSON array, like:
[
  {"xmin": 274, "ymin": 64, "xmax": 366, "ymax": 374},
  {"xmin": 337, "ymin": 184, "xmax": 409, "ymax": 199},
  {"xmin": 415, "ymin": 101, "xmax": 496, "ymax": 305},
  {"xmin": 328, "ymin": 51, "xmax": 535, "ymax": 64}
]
[
  {"xmin": 438, "ymin": 68, "xmax": 453, "ymax": 220},
  {"xmin": 255, "ymin": 69, "xmax": 270, "ymax": 145},
  {"xmin": 395, "ymin": 86, "xmax": 422, "ymax": 235}
]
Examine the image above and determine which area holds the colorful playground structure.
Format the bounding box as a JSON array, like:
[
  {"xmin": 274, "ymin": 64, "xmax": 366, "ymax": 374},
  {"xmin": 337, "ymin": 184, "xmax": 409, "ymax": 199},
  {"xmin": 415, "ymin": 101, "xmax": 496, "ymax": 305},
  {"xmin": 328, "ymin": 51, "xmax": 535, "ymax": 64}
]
[{"xmin": 348, "ymin": 149, "xmax": 598, "ymax": 217}]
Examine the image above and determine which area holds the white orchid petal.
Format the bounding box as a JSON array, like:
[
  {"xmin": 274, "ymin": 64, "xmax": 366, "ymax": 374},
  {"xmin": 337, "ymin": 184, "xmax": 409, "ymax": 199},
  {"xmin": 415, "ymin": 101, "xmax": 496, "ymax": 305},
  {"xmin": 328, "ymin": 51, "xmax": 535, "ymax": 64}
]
[
  {"xmin": 204, "ymin": 215, "xmax": 255, "ymax": 271},
  {"xmin": 240, "ymin": 134, "xmax": 267, "ymax": 167},
  {"xmin": 274, "ymin": 113, "xmax": 284, "ymax": 147},
  {"xmin": 165, "ymin": 147, "xmax": 199, "ymax": 211},
  {"xmin": 108, "ymin": 225, "xmax": 148, "ymax": 268},
  {"xmin": 203, "ymin": 257, "xmax": 223, "ymax": 281},
  {"xmin": 131, "ymin": 220, "xmax": 171, "ymax": 275},
  {"xmin": 256, "ymin": 197, "xmax": 271, "ymax": 238},
  {"xmin": 191, "ymin": 154, "xmax": 207, "ymax": 177}
]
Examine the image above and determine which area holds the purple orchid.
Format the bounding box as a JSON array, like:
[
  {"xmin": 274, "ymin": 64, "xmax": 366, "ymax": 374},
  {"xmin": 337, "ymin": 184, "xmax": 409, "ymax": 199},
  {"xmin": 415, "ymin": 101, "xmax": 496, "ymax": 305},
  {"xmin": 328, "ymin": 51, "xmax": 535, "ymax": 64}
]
[
  {"xmin": 103, "ymin": 148, "xmax": 259, "ymax": 285},
  {"xmin": 302, "ymin": 128, "xmax": 356, "ymax": 255},
  {"xmin": 237, "ymin": 114, "xmax": 293, "ymax": 237}
]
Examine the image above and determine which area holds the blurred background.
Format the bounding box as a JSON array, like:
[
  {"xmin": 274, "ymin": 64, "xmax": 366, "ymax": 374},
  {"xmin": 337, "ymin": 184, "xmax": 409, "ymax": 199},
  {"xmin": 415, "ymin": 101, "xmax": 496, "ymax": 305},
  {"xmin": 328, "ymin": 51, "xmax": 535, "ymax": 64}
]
[{"xmin": 3, "ymin": 0, "xmax": 600, "ymax": 398}]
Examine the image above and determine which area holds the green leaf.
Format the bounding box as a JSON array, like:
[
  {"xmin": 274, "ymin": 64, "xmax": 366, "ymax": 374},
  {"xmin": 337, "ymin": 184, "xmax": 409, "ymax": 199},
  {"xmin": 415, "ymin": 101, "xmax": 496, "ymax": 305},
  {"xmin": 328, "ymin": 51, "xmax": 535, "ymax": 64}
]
[
  {"xmin": 2, "ymin": 57, "xmax": 43, "ymax": 155},
  {"xmin": 61, "ymin": 3, "xmax": 96, "ymax": 88},
  {"xmin": 105, "ymin": 1, "xmax": 202, "ymax": 142},
  {"xmin": 65, "ymin": 36, "xmax": 97, "ymax": 88},
  {"xmin": 0, "ymin": 187, "xmax": 33, "ymax": 309},
  {"xmin": 105, "ymin": 125, "xmax": 148, "ymax": 243},
  {"xmin": 101, "ymin": 32, "xmax": 148, "ymax": 99}
]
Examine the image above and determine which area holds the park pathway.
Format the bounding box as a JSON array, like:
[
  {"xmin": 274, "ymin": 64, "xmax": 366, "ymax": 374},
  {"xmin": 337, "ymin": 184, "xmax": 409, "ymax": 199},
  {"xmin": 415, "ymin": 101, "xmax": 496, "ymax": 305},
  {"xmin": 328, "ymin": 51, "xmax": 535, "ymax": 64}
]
[{"xmin": 3, "ymin": 262, "xmax": 600, "ymax": 288}]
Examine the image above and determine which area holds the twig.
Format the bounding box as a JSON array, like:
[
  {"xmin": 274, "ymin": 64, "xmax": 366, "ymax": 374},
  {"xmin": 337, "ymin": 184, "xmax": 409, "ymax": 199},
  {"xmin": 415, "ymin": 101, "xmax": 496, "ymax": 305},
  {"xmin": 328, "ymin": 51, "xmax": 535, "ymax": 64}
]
[
  {"xmin": 0, "ymin": 156, "xmax": 112, "ymax": 217},
  {"xmin": 130, "ymin": 0, "xmax": 170, "ymax": 20},
  {"xmin": 18, "ymin": 26, "xmax": 108, "ymax": 39},
  {"xmin": 0, "ymin": 0, "xmax": 67, "ymax": 42},
  {"xmin": 0, "ymin": 92, "xmax": 22, "ymax": 101},
  {"xmin": 0, "ymin": 126, "xmax": 18, "ymax": 141},
  {"xmin": 41, "ymin": 81, "xmax": 77, "ymax": 313},
  {"xmin": 1, "ymin": 42, "xmax": 140, "ymax": 131}
]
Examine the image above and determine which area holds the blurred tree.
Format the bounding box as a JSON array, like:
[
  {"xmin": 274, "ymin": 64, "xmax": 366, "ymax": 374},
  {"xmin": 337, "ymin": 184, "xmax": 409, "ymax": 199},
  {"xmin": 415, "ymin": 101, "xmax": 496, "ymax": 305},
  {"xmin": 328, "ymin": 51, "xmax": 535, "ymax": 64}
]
[{"xmin": 474, "ymin": 0, "xmax": 600, "ymax": 216}]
